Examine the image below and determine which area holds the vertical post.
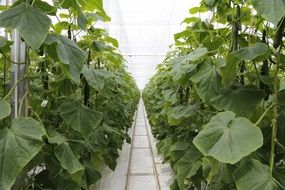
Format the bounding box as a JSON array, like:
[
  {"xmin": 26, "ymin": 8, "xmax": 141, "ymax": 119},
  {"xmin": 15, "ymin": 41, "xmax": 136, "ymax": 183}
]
[{"xmin": 11, "ymin": 24, "xmax": 27, "ymax": 118}]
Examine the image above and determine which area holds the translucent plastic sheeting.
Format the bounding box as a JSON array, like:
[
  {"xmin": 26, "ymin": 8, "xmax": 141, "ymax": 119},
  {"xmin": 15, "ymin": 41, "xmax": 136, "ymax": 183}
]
[{"xmin": 104, "ymin": 0, "xmax": 200, "ymax": 89}]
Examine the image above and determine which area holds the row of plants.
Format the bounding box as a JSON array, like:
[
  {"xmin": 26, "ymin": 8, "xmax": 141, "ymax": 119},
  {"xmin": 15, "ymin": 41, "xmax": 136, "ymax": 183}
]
[
  {"xmin": 0, "ymin": 0, "xmax": 140, "ymax": 189},
  {"xmin": 143, "ymin": 0, "xmax": 285, "ymax": 189}
]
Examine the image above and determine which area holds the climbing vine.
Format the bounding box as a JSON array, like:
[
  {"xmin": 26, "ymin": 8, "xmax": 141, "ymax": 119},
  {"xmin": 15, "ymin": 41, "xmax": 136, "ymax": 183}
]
[
  {"xmin": 143, "ymin": 0, "xmax": 285, "ymax": 189},
  {"xmin": 0, "ymin": 0, "xmax": 140, "ymax": 189}
]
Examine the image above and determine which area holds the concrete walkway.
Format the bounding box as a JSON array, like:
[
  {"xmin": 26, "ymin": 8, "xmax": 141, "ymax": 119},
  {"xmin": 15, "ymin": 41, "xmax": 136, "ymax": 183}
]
[{"xmin": 94, "ymin": 99, "xmax": 173, "ymax": 190}]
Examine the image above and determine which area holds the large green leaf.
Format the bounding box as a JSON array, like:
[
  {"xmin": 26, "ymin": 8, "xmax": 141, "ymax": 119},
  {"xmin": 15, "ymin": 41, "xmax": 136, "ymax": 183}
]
[
  {"xmin": 0, "ymin": 100, "xmax": 11, "ymax": 120},
  {"xmin": 252, "ymin": 0, "xmax": 285, "ymax": 26},
  {"xmin": 54, "ymin": 143, "xmax": 84, "ymax": 175},
  {"xmin": 193, "ymin": 111, "xmax": 263, "ymax": 164},
  {"xmin": 81, "ymin": 65, "xmax": 113, "ymax": 91},
  {"xmin": 59, "ymin": 101, "xmax": 103, "ymax": 136},
  {"xmin": 45, "ymin": 34, "xmax": 87, "ymax": 83},
  {"xmin": 191, "ymin": 60, "xmax": 223, "ymax": 102},
  {"xmin": 0, "ymin": 118, "xmax": 46, "ymax": 190},
  {"xmin": 211, "ymin": 85, "xmax": 265, "ymax": 117},
  {"xmin": 176, "ymin": 146, "xmax": 202, "ymax": 189},
  {"xmin": 0, "ymin": 3, "xmax": 51, "ymax": 50},
  {"xmin": 233, "ymin": 159, "xmax": 280, "ymax": 190}
]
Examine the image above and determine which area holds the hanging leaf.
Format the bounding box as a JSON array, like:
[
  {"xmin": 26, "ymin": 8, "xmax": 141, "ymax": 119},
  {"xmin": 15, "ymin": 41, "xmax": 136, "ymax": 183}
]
[
  {"xmin": 81, "ymin": 65, "xmax": 113, "ymax": 91},
  {"xmin": 169, "ymin": 103, "xmax": 200, "ymax": 120},
  {"xmin": 0, "ymin": 3, "xmax": 51, "ymax": 50},
  {"xmin": 233, "ymin": 159, "xmax": 280, "ymax": 190},
  {"xmin": 252, "ymin": 0, "xmax": 285, "ymax": 26},
  {"xmin": 220, "ymin": 53, "xmax": 240, "ymax": 86},
  {"xmin": 77, "ymin": 11, "xmax": 87, "ymax": 30},
  {"xmin": 171, "ymin": 47, "xmax": 208, "ymax": 65},
  {"xmin": 45, "ymin": 34, "xmax": 87, "ymax": 83},
  {"xmin": 54, "ymin": 143, "xmax": 84, "ymax": 175},
  {"xmin": 232, "ymin": 43, "xmax": 269, "ymax": 61},
  {"xmin": 167, "ymin": 103, "xmax": 200, "ymax": 125},
  {"xmin": 82, "ymin": 161, "xmax": 102, "ymax": 186},
  {"xmin": 0, "ymin": 118, "xmax": 46, "ymax": 190},
  {"xmin": 191, "ymin": 60, "xmax": 223, "ymax": 102},
  {"xmin": 211, "ymin": 85, "xmax": 265, "ymax": 117},
  {"xmin": 59, "ymin": 101, "xmax": 103, "ymax": 136},
  {"xmin": 0, "ymin": 100, "xmax": 11, "ymax": 120},
  {"xmin": 193, "ymin": 111, "xmax": 263, "ymax": 164},
  {"xmin": 220, "ymin": 43, "xmax": 269, "ymax": 86}
]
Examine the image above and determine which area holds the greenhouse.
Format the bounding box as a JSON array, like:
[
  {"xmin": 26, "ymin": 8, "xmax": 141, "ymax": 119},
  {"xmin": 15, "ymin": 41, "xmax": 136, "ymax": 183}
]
[{"xmin": 0, "ymin": 0, "xmax": 285, "ymax": 189}]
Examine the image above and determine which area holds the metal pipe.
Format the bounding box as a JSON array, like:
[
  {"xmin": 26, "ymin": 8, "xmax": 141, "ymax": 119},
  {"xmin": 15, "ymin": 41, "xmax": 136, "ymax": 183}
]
[{"xmin": 10, "ymin": 1, "xmax": 27, "ymax": 118}]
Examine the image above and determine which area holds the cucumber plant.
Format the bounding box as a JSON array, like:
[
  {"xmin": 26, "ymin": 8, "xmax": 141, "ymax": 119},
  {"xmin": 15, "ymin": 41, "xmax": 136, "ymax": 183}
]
[
  {"xmin": 0, "ymin": 0, "xmax": 140, "ymax": 189},
  {"xmin": 143, "ymin": 0, "xmax": 285, "ymax": 189}
]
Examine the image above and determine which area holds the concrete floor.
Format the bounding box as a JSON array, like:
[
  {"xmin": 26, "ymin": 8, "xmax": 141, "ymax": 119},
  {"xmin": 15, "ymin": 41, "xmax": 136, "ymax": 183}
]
[{"xmin": 94, "ymin": 100, "xmax": 174, "ymax": 190}]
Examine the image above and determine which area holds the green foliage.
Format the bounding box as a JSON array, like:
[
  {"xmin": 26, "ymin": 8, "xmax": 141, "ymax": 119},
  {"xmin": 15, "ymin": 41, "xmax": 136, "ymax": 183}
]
[
  {"xmin": 252, "ymin": 0, "xmax": 285, "ymax": 26},
  {"xmin": 59, "ymin": 101, "xmax": 103, "ymax": 136},
  {"xmin": 45, "ymin": 34, "xmax": 87, "ymax": 83},
  {"xmin": 211, "ymin": 85, "xmax": 265, "ymax": 117},
  {"xmin": 0, "ymin": 0, "xmax": 140, "ymax": 189},
  {"xmin": 193, "ymin": 111, "xmax": 263, "ymax": 164},
  {"xmin": 233, "ymin": 159, "xmax": 280, "ymax": 190},
  {"xmin": 143, "ymin": 0, "xmax": 285, "ymax": 189},
  {"xmin": 0, "ymin": 3, "xmax": 51, "ymax": 50},
  {"xmin": 0, "ymin": 118, "xmax": 46, "ymax": 190}
]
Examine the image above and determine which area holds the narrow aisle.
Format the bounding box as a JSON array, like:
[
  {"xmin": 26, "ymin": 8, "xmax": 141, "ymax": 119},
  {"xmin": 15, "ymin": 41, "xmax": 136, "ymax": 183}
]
[
  {"xmin": 95, "ymin": 99, "xmax": 173, "ymax": 190},
  {"xmin": 126, "ymin": 100, "xmax": 159, "ymax": 190}
]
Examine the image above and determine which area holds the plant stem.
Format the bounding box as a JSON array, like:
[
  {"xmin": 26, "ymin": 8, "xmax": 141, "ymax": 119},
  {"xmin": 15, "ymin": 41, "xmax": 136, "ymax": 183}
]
[
  {"xmin": 31, "ymin": 0, "xmax": 35, "ymax": 6},
  {"xmin": 275, "ymin": 139, "xmax": 285, "ymax": 152},
  {"xmin": 18, "ymin": 90, "xmax": 29, "ymax": 117},
  {"xmin": 2, "ymin": 78, "xmax": 25, "ymax": 101},
  {"xmin": 255, "ymin": 103, "xmax": 274, "ymax": 126},
  {"xmin": 31, "ymin": 107, "xmax": 44, "ymax": 126},
  {"xmin": 269, "ymin": 47, "xmax": 282, "ymax": 174}
]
